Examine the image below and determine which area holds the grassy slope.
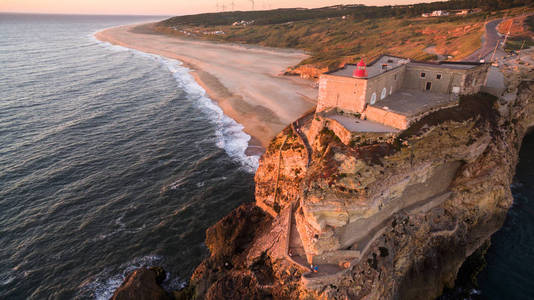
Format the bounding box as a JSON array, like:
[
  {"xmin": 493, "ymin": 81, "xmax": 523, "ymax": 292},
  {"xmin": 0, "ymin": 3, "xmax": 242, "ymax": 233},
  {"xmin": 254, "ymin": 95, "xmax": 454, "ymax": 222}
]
[
  {"xmin": 155, "ymin": 6, "xmax": 531, "ymax": 75},
  {"xmin": 499, "ymin": 14, "xmax": 534, "ymax": 51}
]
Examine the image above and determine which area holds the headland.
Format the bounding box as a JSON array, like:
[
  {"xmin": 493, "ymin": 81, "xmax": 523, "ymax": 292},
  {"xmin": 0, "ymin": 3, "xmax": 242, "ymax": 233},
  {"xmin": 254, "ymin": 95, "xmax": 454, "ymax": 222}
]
[{"xmin": 103, "ymin": 3, "xmax": 534, "ymax": 299}]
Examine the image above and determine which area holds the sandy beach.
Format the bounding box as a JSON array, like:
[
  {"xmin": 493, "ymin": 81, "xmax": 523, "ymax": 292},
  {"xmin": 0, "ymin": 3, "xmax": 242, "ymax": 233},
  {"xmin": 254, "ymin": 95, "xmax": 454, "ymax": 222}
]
[{"xmin": 95, "ymin": 23, "xmax": 317, "ymax": 150}]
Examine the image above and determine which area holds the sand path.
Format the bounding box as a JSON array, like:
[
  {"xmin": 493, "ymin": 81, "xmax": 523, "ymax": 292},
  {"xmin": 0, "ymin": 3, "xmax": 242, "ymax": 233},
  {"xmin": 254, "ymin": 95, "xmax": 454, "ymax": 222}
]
[{"xmin": 95, "ymin": 23, "xmax": 317, "ymax": 149}]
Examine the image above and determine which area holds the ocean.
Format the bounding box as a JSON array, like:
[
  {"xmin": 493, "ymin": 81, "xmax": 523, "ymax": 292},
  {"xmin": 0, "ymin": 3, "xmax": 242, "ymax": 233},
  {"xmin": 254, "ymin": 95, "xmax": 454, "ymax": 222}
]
[
  {"xmin": 0, "ymin": 13, "xmax": 533, "ymax": 300},
  {"xmin": 0, "ymin": 14, "xmax": 258, "ymax": 299},
  {"xmin": 476, "ymin": 131, "xmax": 534, "ymax": 299},
  {"xmin": 439, "ymin": 133, "xmax": 534, "ymax": 300}
]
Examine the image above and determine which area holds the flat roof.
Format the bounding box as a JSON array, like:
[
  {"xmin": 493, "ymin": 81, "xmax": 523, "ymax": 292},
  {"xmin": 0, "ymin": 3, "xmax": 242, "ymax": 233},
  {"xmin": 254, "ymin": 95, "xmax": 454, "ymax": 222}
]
[
  {"xmin": 326, "ymin": 112, "xmax": 399, "ymax": 133},
  {"xmin": 369, "ymin": 89, "xmax": 458, "ymax": 117},
  {"xmin": 409, "ymin": 62, "xmax": 480, "ymax": 70},
  {"xmin": 326, "ymin": 54, "xmax": 484, "ymax": 79},
  {"xmin": 328, "ymin": 55, "xmax": 408, "ymax": 79}
]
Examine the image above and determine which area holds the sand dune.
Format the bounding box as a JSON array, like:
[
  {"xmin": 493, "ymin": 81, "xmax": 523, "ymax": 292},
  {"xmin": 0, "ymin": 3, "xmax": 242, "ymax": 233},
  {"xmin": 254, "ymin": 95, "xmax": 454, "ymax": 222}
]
[{"xmin": 95, "ymin": 23, "xmax": 317, "ymax": 150}]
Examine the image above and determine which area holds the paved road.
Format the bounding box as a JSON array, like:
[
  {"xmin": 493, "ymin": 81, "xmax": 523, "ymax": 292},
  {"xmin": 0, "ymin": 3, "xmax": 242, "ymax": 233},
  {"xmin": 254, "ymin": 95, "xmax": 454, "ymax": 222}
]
[{"xmin": 464, "ymin": 19, "xmax": 504, "ymax": 62}]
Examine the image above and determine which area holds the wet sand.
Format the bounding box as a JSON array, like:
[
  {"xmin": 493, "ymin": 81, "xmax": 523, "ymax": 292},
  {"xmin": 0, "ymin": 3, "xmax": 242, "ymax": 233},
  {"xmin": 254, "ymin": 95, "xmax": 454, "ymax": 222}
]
[{"xmin": 95, "ymin": 23, "xmax": 317, "ymax": 150}]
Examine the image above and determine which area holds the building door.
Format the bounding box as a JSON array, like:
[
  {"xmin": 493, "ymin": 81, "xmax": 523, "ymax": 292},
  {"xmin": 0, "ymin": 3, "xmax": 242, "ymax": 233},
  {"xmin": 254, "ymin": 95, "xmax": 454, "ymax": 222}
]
[{"xmin": 425, "ymin": 82, "xmax": 432, "ymax": 91}]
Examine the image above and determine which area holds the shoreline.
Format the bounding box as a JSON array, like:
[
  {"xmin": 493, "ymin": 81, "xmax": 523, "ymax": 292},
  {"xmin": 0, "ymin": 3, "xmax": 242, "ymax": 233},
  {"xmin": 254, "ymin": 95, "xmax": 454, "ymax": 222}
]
[{"xmin": 94, "ymin": 22, "xmax": 317, "ymax": 152}]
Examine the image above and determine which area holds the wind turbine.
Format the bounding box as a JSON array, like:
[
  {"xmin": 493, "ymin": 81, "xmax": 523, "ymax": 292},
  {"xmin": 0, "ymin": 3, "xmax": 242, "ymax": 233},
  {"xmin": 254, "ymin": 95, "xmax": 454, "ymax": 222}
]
[{"xmin": 249, "ymin": 0, "xmax": 255, "ymax": 10}]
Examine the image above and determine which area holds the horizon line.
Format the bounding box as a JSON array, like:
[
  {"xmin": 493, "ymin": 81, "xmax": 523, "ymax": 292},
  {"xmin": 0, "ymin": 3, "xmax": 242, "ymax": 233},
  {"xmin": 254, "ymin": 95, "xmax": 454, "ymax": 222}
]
[
  {"xmin": 0, "ymin": 2, "xmax": 438, "ymax": 17},
  {"xmin": 0, "ymin": 11, "xmax": 174, "ymax": 17}
]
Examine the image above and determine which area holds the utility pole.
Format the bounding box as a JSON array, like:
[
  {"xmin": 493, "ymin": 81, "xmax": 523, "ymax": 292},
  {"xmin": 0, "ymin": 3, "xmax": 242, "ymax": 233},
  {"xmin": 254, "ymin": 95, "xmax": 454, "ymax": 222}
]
[
  {"xmin": 501, "ymin": 16, "xmax": 513, "ymax": 52},
  {"xmin": 490, "ymin": 40, "xmax": 500, "ymax": 62},
  {"xmin": 519, "ymin": 40, "xmax": 526, "ymax": 51}
]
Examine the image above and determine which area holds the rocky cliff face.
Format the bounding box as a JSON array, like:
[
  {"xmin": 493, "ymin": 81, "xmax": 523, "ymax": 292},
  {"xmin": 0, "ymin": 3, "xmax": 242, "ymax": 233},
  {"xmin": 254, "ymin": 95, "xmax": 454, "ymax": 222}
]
[{"xmin": 168, "ymin": 64, "xmax": 534, "ymax": 299}]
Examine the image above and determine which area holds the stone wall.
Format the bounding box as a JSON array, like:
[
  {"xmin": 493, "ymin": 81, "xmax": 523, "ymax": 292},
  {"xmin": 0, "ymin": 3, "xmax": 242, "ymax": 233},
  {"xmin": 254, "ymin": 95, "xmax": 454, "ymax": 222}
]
[
  {"xmin": 403, "ymin": 64, "xmax": 489, "ymax": 95},
  {"xmin": 316, "ymin": 75, "xmax": 367, "ymax": 113},
  {"xmin": 403, "ymin": 65, "xmax": 462, "ymax": 94},
  {"xmin": 324, "ymin": 117, "xmax": 353, "ymax": 145},
  {"xmin": 365, "ymin": 65, "xmax": 406, "ymax": 104},
  {"xmin": 364, "ymin": 106, "xmax": 410, "ymax": 129},
  {"xmin": 308, "ymin": 112, "xmax": 400, "ymax": 145},
  {"xmin": 462, "ymin": 64, "xmax": 490, "ymax": 95}
]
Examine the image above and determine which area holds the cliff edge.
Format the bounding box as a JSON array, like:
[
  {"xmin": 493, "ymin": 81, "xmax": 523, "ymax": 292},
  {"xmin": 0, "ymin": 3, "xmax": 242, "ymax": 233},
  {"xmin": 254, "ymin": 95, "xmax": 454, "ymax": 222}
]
[{"xmin": 177, "ymin": 59, "xmax": 534, "ymax": 299}]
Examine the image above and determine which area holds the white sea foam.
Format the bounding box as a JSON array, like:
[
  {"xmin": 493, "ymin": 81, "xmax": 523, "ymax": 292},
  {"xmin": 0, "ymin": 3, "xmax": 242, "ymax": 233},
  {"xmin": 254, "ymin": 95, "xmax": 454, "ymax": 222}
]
[
  {"xmin": 83, "ymin": 255, "xmax": 166, "ymax": 300},
  {"xmin": 92, "ymin": 34, "xmax": 260, "ymax": 173}
]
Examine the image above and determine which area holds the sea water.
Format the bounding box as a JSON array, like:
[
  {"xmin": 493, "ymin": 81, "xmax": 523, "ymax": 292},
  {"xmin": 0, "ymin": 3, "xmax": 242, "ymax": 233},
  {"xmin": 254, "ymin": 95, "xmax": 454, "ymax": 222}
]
[
  {"xmin": 440, "ymin": 133, "xmax": 534, "ymax": 300},
  {"xmin": 0, "ymin": 14, "xmax": 258, "ymax": 299},
  {"xmin": 1, "ymin": 13, "xmax": 533, "ymax": 300},
  {"xmin": 476, "ymin": 132, "xmax": 534, "ymax": 299}
]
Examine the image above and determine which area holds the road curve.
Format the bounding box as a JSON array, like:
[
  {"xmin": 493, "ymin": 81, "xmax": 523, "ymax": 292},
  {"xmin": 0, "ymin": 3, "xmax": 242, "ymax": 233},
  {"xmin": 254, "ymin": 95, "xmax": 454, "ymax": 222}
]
[{"xmin": 464, "ymin": 19, "xmax": 503, "ymax": 62}]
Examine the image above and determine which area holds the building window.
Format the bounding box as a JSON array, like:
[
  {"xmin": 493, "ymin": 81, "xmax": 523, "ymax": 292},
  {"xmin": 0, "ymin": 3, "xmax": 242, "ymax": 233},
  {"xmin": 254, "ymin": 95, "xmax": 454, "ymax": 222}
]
[
  {"xmin": 381, "ymin": 88, "xmax": 387, "ymax": 100},
  {"xmin": 426, "ymin": 82, "xmax": 432, "ymax": 91},
  {"xmin": 421, "ymin": 72, "xmax": 426, "ymax": 78},
  {"xmin": 436, "ymin": 74, "xmax": 442, "ymax": 79},
  {"xmin": 370, "ymin": 93, "xmax": 377, "ymax": 105},
  {"xmin": 394, "ymin": 74, "xmax": 397, "ymax": 80}
]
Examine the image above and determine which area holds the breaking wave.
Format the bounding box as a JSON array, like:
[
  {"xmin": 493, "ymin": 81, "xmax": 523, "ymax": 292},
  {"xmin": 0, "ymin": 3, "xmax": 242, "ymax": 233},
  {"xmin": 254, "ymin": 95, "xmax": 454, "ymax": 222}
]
[{"xmin": 93, "ymin": 36, "xmax": 259, "ymax": 173}]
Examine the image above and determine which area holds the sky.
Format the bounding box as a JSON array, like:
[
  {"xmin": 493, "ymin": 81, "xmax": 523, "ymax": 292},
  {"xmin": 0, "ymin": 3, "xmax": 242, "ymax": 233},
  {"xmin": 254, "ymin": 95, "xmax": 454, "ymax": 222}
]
[{"xmin": 0, "ymin": 0, "xmax": 436, "ymax": 16}]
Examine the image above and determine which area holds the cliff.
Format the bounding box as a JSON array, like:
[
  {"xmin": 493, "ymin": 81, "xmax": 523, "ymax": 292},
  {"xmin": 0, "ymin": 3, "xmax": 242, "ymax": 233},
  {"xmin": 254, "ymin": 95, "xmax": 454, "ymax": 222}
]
[{"xmin": 175, "ymin": 62, "xmax": 534, "ymax": 299}]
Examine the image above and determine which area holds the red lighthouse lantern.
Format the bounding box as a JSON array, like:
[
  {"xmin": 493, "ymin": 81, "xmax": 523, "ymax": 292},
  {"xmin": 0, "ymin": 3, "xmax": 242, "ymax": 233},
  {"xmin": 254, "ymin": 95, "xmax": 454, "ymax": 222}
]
[{"xmin": 353, "ymin": 59, "xmax": 368, "ymax": 78}]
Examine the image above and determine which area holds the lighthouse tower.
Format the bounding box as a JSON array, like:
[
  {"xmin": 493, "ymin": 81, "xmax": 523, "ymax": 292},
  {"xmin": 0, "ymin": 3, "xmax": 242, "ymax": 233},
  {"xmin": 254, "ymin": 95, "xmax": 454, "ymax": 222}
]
[{"xmin": 353, "ymin": 59, "xmax": 368, "ymax": 78}]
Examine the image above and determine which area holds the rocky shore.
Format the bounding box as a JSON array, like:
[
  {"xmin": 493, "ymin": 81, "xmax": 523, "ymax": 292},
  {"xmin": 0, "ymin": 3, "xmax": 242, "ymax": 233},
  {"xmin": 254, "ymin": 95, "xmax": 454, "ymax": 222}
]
[{"xmin": 112, "ymin": 60, "xmax": 533, "ymax": 299}]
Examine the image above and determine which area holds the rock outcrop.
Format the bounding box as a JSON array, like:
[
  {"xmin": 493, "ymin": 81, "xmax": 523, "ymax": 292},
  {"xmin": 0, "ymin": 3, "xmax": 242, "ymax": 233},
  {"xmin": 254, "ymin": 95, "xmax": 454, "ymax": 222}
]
[
  {"xmin": 111, "ymin": 266, "xmax": 171, "ymax": 300},
  {"xmin": 183, "ymin": 66, "xmax": 534, "ymax": 299}
]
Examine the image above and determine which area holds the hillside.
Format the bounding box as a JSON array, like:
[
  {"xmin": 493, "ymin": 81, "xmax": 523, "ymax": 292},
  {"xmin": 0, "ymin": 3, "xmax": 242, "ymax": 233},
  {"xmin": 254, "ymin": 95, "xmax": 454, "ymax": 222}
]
[
  {"xmin": 156, "ymin": 2, "xmax": 533, "ymax": 77},
  {"xmin": 497, "ymin": 14, "xmax": 534, "ymax": 51}
]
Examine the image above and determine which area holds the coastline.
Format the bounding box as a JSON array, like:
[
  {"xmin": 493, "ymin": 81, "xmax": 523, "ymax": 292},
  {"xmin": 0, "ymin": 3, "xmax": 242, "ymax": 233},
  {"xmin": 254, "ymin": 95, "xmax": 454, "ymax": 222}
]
[{"xmin": 94, "ymin": 22, "xmax": 318, "ymax": 151}]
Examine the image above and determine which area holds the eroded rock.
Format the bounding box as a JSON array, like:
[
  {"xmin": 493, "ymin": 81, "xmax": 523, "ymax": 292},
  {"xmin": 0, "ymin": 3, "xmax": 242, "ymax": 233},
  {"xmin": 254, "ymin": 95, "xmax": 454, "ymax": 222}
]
[{"xmin": 111, "ymin": 266, "xmax": 171, "ymax": 300}]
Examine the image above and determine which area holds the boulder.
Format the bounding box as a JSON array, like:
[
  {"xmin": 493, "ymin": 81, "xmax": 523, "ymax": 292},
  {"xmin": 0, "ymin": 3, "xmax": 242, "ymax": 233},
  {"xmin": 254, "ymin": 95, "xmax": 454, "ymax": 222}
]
[{"xmin": 111, "ymin": 266, "xmax": 171, "ymax": 300}]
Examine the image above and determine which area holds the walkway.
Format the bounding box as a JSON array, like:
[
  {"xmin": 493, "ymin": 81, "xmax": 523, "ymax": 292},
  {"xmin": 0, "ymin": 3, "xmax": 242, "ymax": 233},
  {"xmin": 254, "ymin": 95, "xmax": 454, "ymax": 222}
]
[
  {"xmin": 285, "ymin": 202, "xmax": 344, "ymax": 276},
  {"xmin": 291, "ymin": 112, "xmax": 314, "ymax": 167},
  {"xmin": 326, "ymin": 112, "xmax": 399, "ymax": 133}
]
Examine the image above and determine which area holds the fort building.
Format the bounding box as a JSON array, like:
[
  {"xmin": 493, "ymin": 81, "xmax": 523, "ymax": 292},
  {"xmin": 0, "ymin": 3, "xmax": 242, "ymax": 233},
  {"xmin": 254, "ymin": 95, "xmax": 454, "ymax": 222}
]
[{"xmin": 315, "ymin": 55, "xmax": 490, "ymax": 131}]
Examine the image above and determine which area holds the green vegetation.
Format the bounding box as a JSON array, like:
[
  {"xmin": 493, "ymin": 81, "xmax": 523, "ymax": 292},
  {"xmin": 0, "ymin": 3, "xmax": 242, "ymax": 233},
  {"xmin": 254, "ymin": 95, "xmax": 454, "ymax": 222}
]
[
  {"xmin": 161, "ymin": 0, "xmax": 533, "ymax": 27},
  {"xmin": 505, "ymin": 36, "xmax": 534, "ymax": 51},
  {"xmin": 527, "ymin": 14, "xmax": 534, "ymax": 31},
  {"xmin": 158, "ymin": 13, "xmax": 488, "ymax": 68},
  {"xmin": 158, "ymin": 0, "xmax": 533, "ymax": 72}
]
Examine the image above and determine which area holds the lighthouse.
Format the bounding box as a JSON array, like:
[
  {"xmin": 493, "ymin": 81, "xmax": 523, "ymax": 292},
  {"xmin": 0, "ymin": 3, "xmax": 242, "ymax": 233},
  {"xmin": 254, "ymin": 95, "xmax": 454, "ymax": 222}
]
[{"xmin": 353, "ymin": 59, "xmax": 368, "ymax": 78}]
